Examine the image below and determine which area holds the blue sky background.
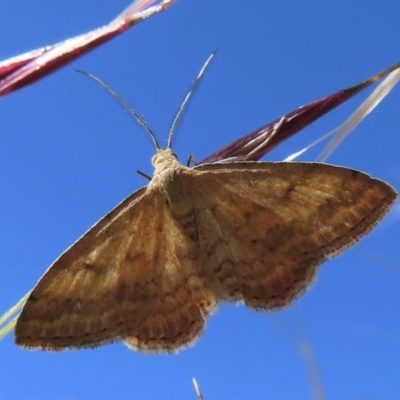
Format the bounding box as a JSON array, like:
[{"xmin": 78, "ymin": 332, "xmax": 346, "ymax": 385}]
[{"xmin": 1, "ymin": 1, "xmax": 400, "ymax": 399}]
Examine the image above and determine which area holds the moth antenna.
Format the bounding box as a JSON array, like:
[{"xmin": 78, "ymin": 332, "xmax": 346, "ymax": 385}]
[
  {"xmin": 167, "ymin": 50, "xmax": 217, "ymax": 149},
  {"xmin": 76, "ymin": 69, "xmax": 161, "ymax": 150}
]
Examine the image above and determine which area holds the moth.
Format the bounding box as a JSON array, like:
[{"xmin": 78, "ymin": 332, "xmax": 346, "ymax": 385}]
[{"xmin": 15, "ymin": 54, "xmax": 398, "ymax": 353}]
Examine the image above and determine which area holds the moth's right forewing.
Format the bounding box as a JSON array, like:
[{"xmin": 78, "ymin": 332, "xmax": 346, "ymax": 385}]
[{"xmin": 187, "ymin": 162, "xmax": 397, "ymax": 309}]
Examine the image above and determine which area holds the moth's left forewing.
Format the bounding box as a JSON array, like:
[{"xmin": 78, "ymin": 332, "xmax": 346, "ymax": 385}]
[
  {"xmin": 15, "ymin": 186, "xmax": 149, "ymax": 350},
  {"xmin": 186, "ymin": 161, "xmax": 397, "ymax": 309}
]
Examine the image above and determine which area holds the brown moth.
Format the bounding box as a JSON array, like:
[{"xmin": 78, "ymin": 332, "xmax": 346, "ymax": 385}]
[{"xmin": 15, "ymin": 55, "xmax": 398, "ymax": 353}]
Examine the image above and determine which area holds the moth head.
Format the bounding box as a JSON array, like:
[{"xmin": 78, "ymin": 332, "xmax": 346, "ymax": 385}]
[{"xmin": 151, "ymin": 149, "xmax": 179, "ymax": 174}]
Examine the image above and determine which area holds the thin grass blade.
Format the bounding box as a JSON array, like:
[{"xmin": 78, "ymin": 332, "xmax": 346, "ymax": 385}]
[{"xmin": 200, "ymin": 60, "xmax": 400, "ymax": 164}]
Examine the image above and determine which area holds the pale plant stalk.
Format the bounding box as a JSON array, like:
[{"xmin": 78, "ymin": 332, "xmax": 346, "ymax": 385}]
[
  {"xmin": 0, "ymin": 291, "xmax": 31, "ymax": 341},
  {"xmin": 192, "ymin": 378, "xmax": 205, "ymax": 400},
  {"xmin": 286, "ymin": 67, "xmax": 400, "ymax": 162},
  {"xmin": 269, "ymin": 316, "xmax": 328, "ymax": 400}
]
